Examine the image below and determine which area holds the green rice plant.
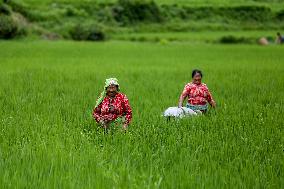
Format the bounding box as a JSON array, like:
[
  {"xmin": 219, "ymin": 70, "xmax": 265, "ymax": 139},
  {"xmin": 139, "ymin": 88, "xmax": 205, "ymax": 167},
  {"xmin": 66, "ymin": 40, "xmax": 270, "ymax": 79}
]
[{"xmin": 0, "ymin": 41, "xmax": 283, "ymax": 188}]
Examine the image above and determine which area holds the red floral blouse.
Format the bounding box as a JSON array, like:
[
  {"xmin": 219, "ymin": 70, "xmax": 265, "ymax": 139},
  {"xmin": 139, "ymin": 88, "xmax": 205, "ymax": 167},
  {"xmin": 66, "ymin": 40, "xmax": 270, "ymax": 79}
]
[
  {"xmin": 93, "ymin": 93, "xmax": 132, "ymax": 125},
  {"xmin": 181, "ymin": 82, "xmax": 215, "ymax": 106}
]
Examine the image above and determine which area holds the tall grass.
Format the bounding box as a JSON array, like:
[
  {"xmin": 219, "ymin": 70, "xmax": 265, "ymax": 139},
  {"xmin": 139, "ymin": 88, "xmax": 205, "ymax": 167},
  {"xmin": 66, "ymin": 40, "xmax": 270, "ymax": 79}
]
[
  {"xmin": 21, "ymin": 0, "xmax": 284, "ymax": 9},
  {"xmin": 112, "ymin": 30, "xmax": 278, "ymax": 43},
  {"xmin": 0, "ymin": 41, "xmax": 283, "ymax": 188}
]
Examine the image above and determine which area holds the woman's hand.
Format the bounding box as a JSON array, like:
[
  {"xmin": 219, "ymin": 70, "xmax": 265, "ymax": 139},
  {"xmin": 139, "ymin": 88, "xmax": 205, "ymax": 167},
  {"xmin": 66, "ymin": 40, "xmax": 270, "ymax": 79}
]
[
  {"xmin": 210, "ymin": 101, "xmax": 216, "ymax": 108},
  {"xmin": 178, "ymin": 96, "xmax": 184, "ymax": 108},
  {"xmin": 99, "ymin": 120, "xmax": 107, "ymax": 128},
  {"xmin": 122, "ymin": 123, "xmax": 128, "ymax": 131}
]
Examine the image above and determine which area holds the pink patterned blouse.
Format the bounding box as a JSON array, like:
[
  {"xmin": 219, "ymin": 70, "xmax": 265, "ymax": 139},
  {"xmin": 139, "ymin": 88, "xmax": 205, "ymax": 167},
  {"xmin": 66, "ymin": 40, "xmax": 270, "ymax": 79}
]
[
  {"xmin": 93, "ymin": 93, "xmax": 132, "ymax": 125},
  {"xmin": 181, "ymin": 82, "xmax": 215, "ymax": 106}
]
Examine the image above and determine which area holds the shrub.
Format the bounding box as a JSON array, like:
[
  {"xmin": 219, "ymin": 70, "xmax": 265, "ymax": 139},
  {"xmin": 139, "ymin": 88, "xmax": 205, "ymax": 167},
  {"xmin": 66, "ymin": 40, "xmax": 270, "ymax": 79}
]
[
  {"xmin": 221, "ymin": 6, "xmax": 272, "ymax": 22},
  {"xmin": 7, "ymin": 0, "xmax": 61, "ymax": 22},
  {"xmin": 183, "ymin": 6, "xmax": 217, "ymax": 20},
  {"xmin": 65, "ymin": 5, "xmax": 87, "ymax": 17},
  {"xmin": 219, "ymin": 35, "xmax": 255, "ymax": 44},
  {"xmin": 112, "ymin": 0, "xmax": 164, "ymax": 25},
  {"xmin": 0, "ymin": 3, "xmax": 12, "ymax": 15},
  {"xmin": 69, "ymin": 23, "xmax": 106, "ymax": 41},
  {"xmin": 175, "ymin": 5, "xmax": 273, "ymax": 22},
  {"xmin": 7, "ymin": 0, "xmax": 29, "ymax": 17},
  {"xmin": 275, "ymin": 9, "xmax": 284, "ymax": 21},
  {"xmin": 0, "ymin": 13, "xmax": 27, "ymax": 39},
  {"xmin": 0, "ymin": 15, "xmax": 18, "ymax": 39}
]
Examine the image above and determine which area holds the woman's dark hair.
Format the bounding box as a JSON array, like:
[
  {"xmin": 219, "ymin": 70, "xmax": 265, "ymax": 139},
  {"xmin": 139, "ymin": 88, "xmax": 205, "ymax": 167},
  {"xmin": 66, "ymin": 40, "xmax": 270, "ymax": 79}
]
[{"xmin": 192, "ymin": 69, "xmax": 203, "ymax": 78}]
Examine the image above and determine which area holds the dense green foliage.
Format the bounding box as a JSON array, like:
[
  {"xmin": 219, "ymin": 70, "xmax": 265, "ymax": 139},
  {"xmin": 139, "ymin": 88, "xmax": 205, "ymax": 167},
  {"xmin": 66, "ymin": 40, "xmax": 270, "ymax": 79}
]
[
  {"xmin": 69, "ymin": 23, "xmax": 106, "ymax": 41},
  {"xmin": 1, "ymin": 0, "xmax": 284, "ymax": 40},
  {"xmin": 0, "ymin": 41, "xmax": 284, "ymax": 188},
  {"xmin": 0, "ymin": 3, "xmax": 12, "ymax": 15},
  {"xmin": 0, "ymin": 15, "xmax": 17, "ymax": 38},
  {"xmin": 0, "ymin": 13, "xmax": 27, "ymax": 39},
  {"xmin": 113, "ymin": 0, "xmax": 164, "ymax": 25}
]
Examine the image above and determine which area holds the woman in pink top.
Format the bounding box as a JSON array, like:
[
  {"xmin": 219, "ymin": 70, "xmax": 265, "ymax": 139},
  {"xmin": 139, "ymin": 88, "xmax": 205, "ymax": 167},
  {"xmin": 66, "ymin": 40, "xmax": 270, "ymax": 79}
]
[
  {"xmin": 93, "ymin": 78, "xmax": 132, "ymax": 130},
  {"xmin": 178, "ymin": 69, "xmax": 216, "ymax": 113}
]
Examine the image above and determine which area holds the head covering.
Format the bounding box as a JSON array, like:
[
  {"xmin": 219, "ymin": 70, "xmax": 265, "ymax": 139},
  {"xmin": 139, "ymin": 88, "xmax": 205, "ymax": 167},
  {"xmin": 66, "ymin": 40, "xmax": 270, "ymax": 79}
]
[{"xmin": 95, "ymin": 78, "xmax": 119, "ymax": 108}]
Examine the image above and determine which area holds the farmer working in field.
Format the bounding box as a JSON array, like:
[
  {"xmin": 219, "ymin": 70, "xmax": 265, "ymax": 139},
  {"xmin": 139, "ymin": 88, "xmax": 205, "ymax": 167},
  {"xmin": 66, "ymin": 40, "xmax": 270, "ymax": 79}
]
[
  {"xmin": 93, "ymin": 78, "xmax": 132, "ymax": 130},
  {"xmin": 178, "ymin": 69, "xmax": 216, "ymax": 113}
]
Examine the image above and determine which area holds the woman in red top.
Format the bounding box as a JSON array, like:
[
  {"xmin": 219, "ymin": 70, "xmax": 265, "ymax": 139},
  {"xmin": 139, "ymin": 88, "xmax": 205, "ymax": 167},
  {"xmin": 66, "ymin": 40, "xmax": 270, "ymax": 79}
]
[
  {"xmin": 178, "ymin": 69, "xmax": 216, "ymax": 113},
  {"xmin": 93, "ymin": 78, "xmax": 132, "ymax": 130}
]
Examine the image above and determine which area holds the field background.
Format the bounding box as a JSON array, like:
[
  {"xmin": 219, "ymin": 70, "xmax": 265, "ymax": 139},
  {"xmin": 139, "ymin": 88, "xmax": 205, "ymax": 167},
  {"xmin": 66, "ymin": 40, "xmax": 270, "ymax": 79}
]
[
  {"xmin": 1, "ymin": 0, "xmax": 284, "ymax": 188},
  {"xmin": 1, "ymin": 0, "xmax": 284, "ymax": 42},
  {"xmin": 22, "ymin": 0, "xmax": 284, "ymax": 9},
  {"xmin": 1, "ymin": 41, "xmax": 284, "ymax": 188}
]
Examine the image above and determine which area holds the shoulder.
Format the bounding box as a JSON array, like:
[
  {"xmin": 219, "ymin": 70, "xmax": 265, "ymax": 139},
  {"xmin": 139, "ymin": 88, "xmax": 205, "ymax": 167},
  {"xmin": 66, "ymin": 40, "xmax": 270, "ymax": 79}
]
[
  {"xmin": 117, "ymin": 93, "xmax": 128, "ymax": 99},
  {"xmin": 201, "ymin": 83, "xmax": 209, "ymax": 90},
  {"xmin": 101, "ymin": 96, "xmax": 109, "ymax": 102},
  {"xmin": 185, "ymin": 82, "xmax": 194, "ymax": 88},
  {"xmin": 201, "ymin": 83, "xmax": 207, "ymax": 87}
]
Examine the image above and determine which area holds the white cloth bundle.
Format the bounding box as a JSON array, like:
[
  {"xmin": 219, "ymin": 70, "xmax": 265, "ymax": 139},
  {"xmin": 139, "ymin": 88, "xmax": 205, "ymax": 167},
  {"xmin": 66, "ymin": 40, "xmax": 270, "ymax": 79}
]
[{"xmin": 163, "ymin": 107, "xmax": 198, "ymax": 118}]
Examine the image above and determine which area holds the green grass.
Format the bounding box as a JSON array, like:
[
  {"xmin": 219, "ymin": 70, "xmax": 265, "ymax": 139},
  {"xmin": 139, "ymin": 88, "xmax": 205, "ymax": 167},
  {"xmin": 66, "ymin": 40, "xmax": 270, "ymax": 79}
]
[
  {"xmin": 112, "ymin": 30, "xmax": 279, "ymax": 43},
  {"xmin": 6, "ymin": 0, "xmax": 283, "ymax": 40},
  {"xmin": 0, "ymin": 40, "xmax": 284, "ymax": 188},
  {"xmin": 21, "ymin": 0, "xmax": 284, "ymax": 9}
]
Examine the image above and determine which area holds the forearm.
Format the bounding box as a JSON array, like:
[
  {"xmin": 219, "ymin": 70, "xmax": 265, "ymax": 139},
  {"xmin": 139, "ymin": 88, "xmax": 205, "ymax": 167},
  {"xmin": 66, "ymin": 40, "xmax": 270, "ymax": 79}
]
[
  {"xmin": 123, "ymin": 106, "xmax": 132, "ymax": 126},
  {"xmin": 122, "ymin": 95, "xmax": 132, "ymax": 126},
  {"xmin": 93, "ymin": 110, "xmax": 101, "ymax": 123},
  {"xmin": 178, "ymin": 96, "xmax": 184, "ymax": 108},
  {"xmin": 124, "ymin": 114, "xmax": 132, "ymax": 125},
  {"xmin": 209, "ymin": 100, "xmax": 216, "ymax": 108},
  {"xmin": 206, "ymin": 90, "xmax": 216, "ymax": 108},
  {"xmin": 94, "ymin": 113, "xmax": 114, "ymax": 124},
  {"xmin": 101, "ymin": 114, "xmax": 117, "ymax": 122},
  {"xmin": 121, "ymin": 114, "xmax": 132, "ymax": 131}
]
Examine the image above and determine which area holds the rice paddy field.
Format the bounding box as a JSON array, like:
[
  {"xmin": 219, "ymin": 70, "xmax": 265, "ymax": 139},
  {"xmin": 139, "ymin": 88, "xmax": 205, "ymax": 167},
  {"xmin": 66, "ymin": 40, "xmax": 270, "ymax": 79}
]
[{"xmin": 0, "ymin": 40, "xmax": 284, "ymax": 188}]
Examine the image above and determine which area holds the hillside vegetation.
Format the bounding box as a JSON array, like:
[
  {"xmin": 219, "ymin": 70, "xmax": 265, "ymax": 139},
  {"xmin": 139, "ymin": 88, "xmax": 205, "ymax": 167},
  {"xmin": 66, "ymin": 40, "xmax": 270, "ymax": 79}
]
[{"xmin": 1, "ymin": 0, "xmax": 284, "ymax": 42}]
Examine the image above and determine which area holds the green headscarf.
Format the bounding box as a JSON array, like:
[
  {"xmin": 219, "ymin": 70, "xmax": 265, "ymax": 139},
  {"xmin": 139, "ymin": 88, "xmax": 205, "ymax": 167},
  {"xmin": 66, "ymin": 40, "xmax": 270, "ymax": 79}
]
[{"xmin": 95, "ymin": 78, "xmax": 120, "ymax": 108}]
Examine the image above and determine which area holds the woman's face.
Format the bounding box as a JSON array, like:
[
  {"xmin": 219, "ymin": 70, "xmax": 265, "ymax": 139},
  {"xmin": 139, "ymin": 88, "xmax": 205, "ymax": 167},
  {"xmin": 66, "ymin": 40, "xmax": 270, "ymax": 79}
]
[
  {"xmin": 193, "ymin": 73, "xmax": 202, "ymax": 84},
  {"xmin": 106, "ymin": 84, "xmax": 118, "ymax": 97}
]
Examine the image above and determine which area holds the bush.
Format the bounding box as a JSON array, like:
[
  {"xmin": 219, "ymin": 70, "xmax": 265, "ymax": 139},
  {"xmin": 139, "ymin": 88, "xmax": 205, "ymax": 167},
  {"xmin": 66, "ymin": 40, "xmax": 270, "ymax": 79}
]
[
  {"xmin": 64, "ymin": 5, "xmax": 87, "ymax": 17},
  {"xmin": 7, "ymin": 0, "xmax": 29, "ymax": 17},
  {"xmin": 276, "ymin": 9, "xmax": 284, "ymax": 21},
  {"xmin": 112, "ymin": 0, "xmax": 164, "ymax": 25},
  {"xmin": 0, "ymin": 3, "xmax": 12, "ymax": 15},
  {"xmin": 161, "ymin": 5, "xmax": 189, "ymax": 21},
  {"xmin": 169, "ymin": 5, "xmax": 273, "ymax": 22},
  {"xmin": 0, "ymin": 14, "xmax": 27, "ymax": 39},
  {"xmin": 183, "ymin": 6, "xmax": 217, "ymax": 20},
  {"xmin": 223, "ymin": 6, "xmax": 273, "ymax": 22},
  {"xmin": 219, "ymin": 35, "xmax": 255, "ymax": 44},
  {"xmin": 69, "ymin": 23, "xmax": 106, "ymax": 41},
  {"xmin": 0, "ymin": 15, "xmax": 18, "ymax": 39},
  {"xmin": 7, "ymin": 0, "xmax": 61, "ymax": 22}
]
